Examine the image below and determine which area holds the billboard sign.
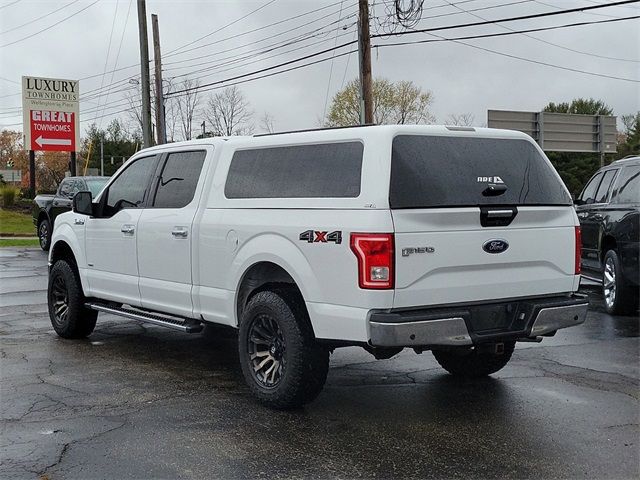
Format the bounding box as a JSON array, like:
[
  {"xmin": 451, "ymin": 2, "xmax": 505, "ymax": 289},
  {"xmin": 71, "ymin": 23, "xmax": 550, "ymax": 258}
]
[
  {"xmin": 22, "ymin": 76, "xmax": 79, "ymax": 152},
  {"xmin": 487, "ymin": 110, "xmax": 617, "ymax": 154}
]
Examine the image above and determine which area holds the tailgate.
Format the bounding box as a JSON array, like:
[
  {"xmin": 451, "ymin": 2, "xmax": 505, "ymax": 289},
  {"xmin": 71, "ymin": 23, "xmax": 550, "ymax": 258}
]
[
  {"xmin": 392, "ymin": 207, "xmax": 578, "ymax": 308},
  {"xmin": 389, "ymin": 133, "xmax": 577, "ymax": 309}
]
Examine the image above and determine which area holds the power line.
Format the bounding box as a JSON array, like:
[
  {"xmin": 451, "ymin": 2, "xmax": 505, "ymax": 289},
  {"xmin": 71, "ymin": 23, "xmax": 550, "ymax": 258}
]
[
  {"xmin": 323, "ymin": 0, "xmax": 346, "ymax": 121},
  {"xmin": 443, "ymin": 0, "xmax": 639, "ymax": 63},
  {"xmin": 370, "ymin": 0, "xmax": 640, "ymax": 40},
  {"xmin": 0, "ymin": 1, "xmax": 21, "ymax": 10},
  {"xmin": 0, "ymin": 0, "xmax": 82, "ymax": 36},
  {"xmin": 167, "ymin": 0, "xmax": 640, "ymax": 98},
  {"xmin": 0, "ymin": 0, "xmax": 101, "ymax": 48},
  {"xmin": 96, "ymin": 0, "xmax": 134, "ymax": 127},
  {"xmin": 167, "ymin": 0, "xmax": 278, "ymax": 55}
]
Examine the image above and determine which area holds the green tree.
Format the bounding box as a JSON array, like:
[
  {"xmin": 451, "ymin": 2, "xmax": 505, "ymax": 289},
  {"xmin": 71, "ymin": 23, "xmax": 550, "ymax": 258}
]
[
  {"xmin": 81, "ymin": 119, "xmax": 141, "ymax": 176},
  {"xmin": 543, "ymin": 98, "xmax": 613, "ymax": 115},
  {"xmin": 617, "ymin": 112, "xmax": 640, "ymax": 158},
  {"xmin": 325, "ymin": 78, "xmax": 434, "ymax": 127},
  {"xmin": 542, "ymin": 98, "xmax": 615, "ymax": 196}
]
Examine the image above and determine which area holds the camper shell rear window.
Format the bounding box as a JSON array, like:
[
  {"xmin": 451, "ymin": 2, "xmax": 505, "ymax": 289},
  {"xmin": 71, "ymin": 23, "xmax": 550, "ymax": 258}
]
[{"xmin": 390, "ymin": 135, "xmax": 571, "ymax": 209}]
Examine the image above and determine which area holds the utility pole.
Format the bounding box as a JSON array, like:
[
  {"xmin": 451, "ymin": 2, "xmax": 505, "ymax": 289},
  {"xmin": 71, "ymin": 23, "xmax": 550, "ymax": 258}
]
[
  {"xmin": 357, "ymin": 0, "xmax": 373, "ymax": 125},
  {"xmin": 28, "ymin": 150, "xmax": 35, "ymax": 197},
  {"xmin": 70, "ymin": 151, "xmax": 77, "ymax": 176},
  {"xmin": 100, "ymin": 139, "xmax": 104, "ymax": 176},
  {"xmin": 152, "ymin": 14, "xmax": 166, "ymax": 145},
  {"xmin": 137, "ymin": 0, "xmax": 153, "ymax": 148}
]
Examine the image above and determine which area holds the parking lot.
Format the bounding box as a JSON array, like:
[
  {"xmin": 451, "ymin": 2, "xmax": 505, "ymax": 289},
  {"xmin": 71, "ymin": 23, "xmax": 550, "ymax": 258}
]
[{"xmin": 1, "ymin": 247, "xmax": 638, "ymax": 479}]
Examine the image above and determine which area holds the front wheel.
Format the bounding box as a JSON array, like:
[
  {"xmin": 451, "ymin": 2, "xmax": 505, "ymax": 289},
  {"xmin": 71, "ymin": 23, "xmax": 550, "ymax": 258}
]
[
  {"xmin": 603, "ymin": 250, "xmax": 638, "ymax": 316},
  {"xmin": 38, "ymin": 218, "xmax": 51, "ymax": 251},
  {"xmin": 432, "ymin": 341, "xmax": 515, "ymax": 377},
  {"xmin": 48, "ymin": 260, "xmax": 97, "ymax": 338},
  {"xmin": 238, "ymin": 289, "xmax": 329, "ymax": 409}
]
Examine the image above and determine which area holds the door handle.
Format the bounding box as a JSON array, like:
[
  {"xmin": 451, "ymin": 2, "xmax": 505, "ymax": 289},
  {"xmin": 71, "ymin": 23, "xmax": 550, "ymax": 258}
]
[
  {"xmin": 171, "ymin": 227, "xmax": 188, "ymax": 238},
  {"xmin": 121, "ymin": 224, "xmax": 135, "ymax": 236}
]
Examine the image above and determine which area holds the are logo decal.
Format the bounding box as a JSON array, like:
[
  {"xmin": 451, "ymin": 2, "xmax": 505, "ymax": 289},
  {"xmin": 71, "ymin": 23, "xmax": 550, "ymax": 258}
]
[
  {"xmin": 299, "ymin": 230, "xmax": 342, "ymax": 244},
  {"xmin": 477, "ymin": 176, "xmax": 504, "ymax": 184}
]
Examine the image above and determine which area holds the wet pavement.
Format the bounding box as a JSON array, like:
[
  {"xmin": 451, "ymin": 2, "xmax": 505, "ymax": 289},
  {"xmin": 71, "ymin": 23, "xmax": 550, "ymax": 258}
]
[{"xmin": 1, "ymin": 247, "xmax": 638, "ymax": 479}]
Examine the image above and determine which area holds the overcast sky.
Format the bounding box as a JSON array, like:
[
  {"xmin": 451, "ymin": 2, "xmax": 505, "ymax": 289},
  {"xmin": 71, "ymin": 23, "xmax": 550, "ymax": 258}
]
[{"xmin": 0, "ymin": 0, "xmax": 638, "ymax": 138}]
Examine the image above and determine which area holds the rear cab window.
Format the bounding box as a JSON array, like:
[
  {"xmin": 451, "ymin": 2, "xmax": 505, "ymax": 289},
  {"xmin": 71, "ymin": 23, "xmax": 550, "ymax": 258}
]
[{"xmin": 389, "ymin": 135, "xmax": 571, "ymax": 208}]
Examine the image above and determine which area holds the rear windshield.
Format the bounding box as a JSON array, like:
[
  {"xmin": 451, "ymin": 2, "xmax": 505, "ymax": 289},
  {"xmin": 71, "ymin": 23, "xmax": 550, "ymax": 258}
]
[{"xmin": 390, "ymin": 135, "xmax": 571, "ymax": 208}]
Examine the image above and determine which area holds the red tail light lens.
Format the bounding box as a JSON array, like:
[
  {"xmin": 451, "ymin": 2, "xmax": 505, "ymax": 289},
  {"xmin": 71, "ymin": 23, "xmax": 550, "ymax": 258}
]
[
  {"xmin": 350, "ymin": 233, "xmax": 394, "ymax": 289},
  {"xmin": 575, "ymin": 226, "xmax": 582, "ymax": 275}
]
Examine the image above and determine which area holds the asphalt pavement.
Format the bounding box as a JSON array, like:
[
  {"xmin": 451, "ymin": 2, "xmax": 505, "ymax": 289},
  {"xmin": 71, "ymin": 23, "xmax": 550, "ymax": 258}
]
[{"xmin": 1, "ymin": 248, "xmax": 638, "ymax": 479}]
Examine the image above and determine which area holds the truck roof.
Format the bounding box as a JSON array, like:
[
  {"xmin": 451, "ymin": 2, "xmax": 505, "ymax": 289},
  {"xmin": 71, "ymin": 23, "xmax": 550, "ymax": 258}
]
[{"xmin": 139, "ymin": 125, "xmax": 533, "ymax": 154}]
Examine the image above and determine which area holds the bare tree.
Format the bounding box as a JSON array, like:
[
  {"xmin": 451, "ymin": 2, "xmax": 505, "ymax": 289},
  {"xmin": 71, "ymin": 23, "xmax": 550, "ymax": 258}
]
[
  {"xmin": 205, "ymin": 86, "xmax": 253, "ymax": 136},
  {"xmin": 259, "ymin": 112, "xmax": 276, "ymax": 134},
  {"xmin": 163, "ymin": 79, "xmax": 179, "ymax": 142},
  {"xmin": 446, "ymin": 113, "xmax": 476, "ymax": 126},
  {"xmin": 175, "ymin": 78, "xmax": 201, "ymax": 141}
]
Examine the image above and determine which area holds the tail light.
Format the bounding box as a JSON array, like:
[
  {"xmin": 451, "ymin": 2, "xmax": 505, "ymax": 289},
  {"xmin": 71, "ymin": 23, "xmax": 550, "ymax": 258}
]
[
  {"xmin": 350, "ymin": 233, "xmax": 394, "ymax": 289},
  {"xmin": 575, "ymin": 226, "xmax": 582, "ymax": 275}
]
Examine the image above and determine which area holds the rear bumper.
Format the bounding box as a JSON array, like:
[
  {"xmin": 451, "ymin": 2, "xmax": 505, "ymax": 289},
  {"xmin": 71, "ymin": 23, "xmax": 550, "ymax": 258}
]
[{"xmin": 369, "ymin": 294, "xmax": 588, "ymax": 348}]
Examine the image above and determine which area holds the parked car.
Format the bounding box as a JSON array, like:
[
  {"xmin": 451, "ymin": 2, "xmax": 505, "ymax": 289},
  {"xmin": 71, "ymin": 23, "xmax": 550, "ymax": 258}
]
[
  {"xmin": 575, "ymin": 156, "xmax": 639, "ymax": 315},
  {"xmin": 46, "ymin": 125, "xmax": 588, "ymax": 408},
  {"xmin": 32, "ymin": 176, "xmax": 108, "ymax": 251}
]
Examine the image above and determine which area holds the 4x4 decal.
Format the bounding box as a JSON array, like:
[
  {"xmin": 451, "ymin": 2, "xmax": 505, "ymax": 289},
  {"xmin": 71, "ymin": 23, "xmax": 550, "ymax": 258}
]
[{"xmin": 299, "ymin": 230, "xmax": 342, "ymax": 244}]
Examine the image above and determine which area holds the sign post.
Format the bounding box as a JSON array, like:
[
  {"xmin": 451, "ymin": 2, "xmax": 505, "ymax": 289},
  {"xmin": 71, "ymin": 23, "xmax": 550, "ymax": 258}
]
[{"xmin": 22, "ymin": 76, "xmax": 80, "ymax": 189}]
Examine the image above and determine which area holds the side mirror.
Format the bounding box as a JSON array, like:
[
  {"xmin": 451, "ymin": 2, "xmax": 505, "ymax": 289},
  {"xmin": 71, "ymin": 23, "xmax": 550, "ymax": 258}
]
[
  {"xmin": 573, "ymin": 198, "xmax": 584, "ymax": 206},
  {"xmin": 73, "ymin": 191, "xmax": 93, "ymax": 216}
]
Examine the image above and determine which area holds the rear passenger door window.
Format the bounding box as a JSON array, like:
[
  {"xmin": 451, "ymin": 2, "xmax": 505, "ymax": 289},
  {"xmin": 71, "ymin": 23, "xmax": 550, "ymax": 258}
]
[
  {"xmin": 225, "ymin": 142, "xmax": 363, "ymax": 198},
  {"xmin": 612, "ymin": 165, "xmax": 640, "ymax": 204},
  {"xmin": 152, "ymin": 151, "xmax": 206, "ymax": 208},
  {"xmin": 594, "ymin": 169, "xmax": 618, "ymax": 204}
]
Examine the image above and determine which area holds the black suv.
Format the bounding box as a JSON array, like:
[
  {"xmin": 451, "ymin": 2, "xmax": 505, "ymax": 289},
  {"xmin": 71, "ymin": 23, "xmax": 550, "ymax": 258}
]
[{"xmin": 575, "ymin": 156, "xmax": 639, "ymax": 315}]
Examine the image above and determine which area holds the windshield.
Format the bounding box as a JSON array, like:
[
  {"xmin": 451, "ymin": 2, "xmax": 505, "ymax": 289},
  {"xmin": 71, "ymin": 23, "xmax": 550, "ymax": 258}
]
[
  {"xmin": 390, "ymin": 135, "xmax": 572, "ymax": 209},
  {"xmin": 85, "ymin": 178, "xmax": 109, "ymax": 197}
]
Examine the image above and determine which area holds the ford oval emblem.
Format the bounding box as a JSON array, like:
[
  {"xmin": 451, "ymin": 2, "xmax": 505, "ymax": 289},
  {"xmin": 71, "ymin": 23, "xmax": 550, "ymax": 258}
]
[{"xmin": 483, "ymin": 239, "xmax": 509, "ymax": 254}]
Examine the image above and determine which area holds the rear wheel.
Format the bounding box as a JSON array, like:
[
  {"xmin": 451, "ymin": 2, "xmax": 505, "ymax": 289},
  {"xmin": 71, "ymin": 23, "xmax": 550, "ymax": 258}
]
[
  {"xmin": 238, "ymin": 289, "xmax": 329, "ymax": 409},
  {"xmin": 48, "ymin": 260, "xmax": 97, "ymax": 338},
  {"xmin": 603, "ymin": 250, "xmax": 638, "ymax": 316},
  {"xmin": 432, "ymin": 342, "xmax": 515, "ymax": 377},
  {"xmin": 38, "ymin": 218, "xmax": 51, "ymax": 251}
]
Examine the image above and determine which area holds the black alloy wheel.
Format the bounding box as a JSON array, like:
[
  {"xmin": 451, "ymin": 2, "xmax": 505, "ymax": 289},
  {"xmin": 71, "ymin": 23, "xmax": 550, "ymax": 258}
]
[{"xmin": 247, "ymin": 313, "xmax": 286, "ymax": 388}]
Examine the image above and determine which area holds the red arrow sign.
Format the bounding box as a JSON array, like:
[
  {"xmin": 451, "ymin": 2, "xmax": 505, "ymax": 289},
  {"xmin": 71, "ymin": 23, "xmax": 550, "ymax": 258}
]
[{"xmin": 29, "ymin": 110, "xmax": 76, "ymax": 152}]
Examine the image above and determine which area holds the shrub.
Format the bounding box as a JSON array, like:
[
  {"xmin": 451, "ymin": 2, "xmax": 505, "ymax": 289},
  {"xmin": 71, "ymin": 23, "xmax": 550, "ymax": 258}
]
[{"xmin": 1, "ymin": 186, "xmax": 19, "ymax": 207}]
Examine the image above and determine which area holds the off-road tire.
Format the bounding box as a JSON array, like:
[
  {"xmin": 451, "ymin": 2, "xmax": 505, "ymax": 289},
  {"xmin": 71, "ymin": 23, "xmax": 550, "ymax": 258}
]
[
  {"xmin": 38, "ymin": 218, "xmax": 51, "ymax": 251},
  {"xmin": 603, "ymin": 250, "xmax": 638, "ymax": 316},
  {"xmin": 48, "ymin": 260, "xmax": 98, "ymax": 338},
  {"xmin": 238, "ymin": 288, "xmax": 329, "ymax": 409},
  {"xmin": 432, "ymin": 341, "xmax": 516, "ymax": 377}
]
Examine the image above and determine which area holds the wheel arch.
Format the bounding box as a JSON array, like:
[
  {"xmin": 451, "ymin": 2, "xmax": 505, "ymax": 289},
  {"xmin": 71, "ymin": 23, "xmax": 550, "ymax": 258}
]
[{"xmin": 235, "ymin": 260, "xmax": 314, "ymax": 335}]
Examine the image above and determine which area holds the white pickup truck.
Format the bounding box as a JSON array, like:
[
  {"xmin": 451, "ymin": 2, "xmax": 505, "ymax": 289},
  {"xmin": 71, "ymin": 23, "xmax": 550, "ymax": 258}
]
[{"xmin": 48, "ymin": 125, "xmax": 588, "ymax": 408}]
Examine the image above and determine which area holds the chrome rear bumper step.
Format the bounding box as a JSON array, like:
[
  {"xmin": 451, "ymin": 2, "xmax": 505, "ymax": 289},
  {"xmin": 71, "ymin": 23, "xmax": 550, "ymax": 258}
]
[{"xmin": 85, "ymin": 303, "xmax": 203, "ymax": 333}]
